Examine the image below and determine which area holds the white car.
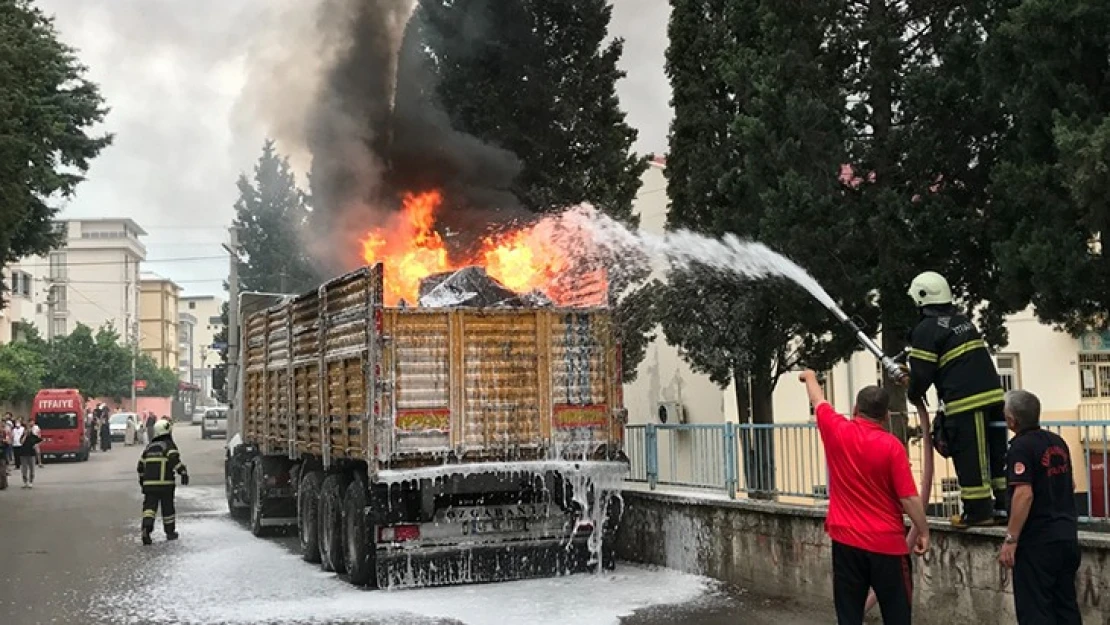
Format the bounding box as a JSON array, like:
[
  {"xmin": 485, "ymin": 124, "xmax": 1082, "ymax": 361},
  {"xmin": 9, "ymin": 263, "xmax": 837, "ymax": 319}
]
[
  {"xmin": 202, "ymin": 407, "xmax": 228, "ymax": 439},
  {"xmin": 191, "ymin": 408, "xmax": 206, "ymax": 426},
  {"xmin": 109, "ymin": 413, "xmax": 134, "ymax": 440}
]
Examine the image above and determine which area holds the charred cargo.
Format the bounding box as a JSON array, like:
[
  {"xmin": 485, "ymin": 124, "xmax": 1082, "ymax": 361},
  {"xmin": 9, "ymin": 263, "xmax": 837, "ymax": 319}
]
[{"xmin": 224, "ymin": 263, "xmax": 629, "ymax": 589}]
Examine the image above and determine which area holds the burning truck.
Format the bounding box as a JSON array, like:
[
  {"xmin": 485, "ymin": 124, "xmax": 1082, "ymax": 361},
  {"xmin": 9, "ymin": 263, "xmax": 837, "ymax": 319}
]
[{"xmin": 223, "ymin": 192, "xmax": 629, "ymax": 589}]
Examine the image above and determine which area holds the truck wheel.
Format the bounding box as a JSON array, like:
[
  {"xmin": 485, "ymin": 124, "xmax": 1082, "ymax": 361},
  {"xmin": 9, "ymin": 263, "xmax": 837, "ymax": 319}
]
[
  {"xmin": 298, "ymin": 471, "xmax": 324, "ymax": 563},
  {"xmin": 318, "ymin": 473, "xmax": 349, "ymax": 574},
  {"xmin": 249, "ymin": 460, "xmax": 269, "ymax": 537},
  {"xmin": 343, "ymin": 479, "xmax": 375, "ymax": 587},
  {"xmin": 226, "ymin": 463, "xmax": 248, "ymax": 520}
]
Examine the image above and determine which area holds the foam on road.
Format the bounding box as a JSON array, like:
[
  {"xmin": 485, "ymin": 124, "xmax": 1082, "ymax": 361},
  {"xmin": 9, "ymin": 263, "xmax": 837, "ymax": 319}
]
[{"xmin": 98, "ymin": 484, "xmax": 711, "ymax": 625}]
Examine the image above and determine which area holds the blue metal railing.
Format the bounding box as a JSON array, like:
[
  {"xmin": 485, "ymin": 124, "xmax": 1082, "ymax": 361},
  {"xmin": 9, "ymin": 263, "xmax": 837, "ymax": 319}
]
[{"xmin": 625, "ymin": 419, "xmax": 1110, "ymax": 524}]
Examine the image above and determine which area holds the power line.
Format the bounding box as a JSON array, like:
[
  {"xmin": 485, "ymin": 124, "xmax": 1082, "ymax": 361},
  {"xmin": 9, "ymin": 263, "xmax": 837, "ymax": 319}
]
[{"xmin": 14, "ymin": 254, "xmax": 227, "ymax": 268}]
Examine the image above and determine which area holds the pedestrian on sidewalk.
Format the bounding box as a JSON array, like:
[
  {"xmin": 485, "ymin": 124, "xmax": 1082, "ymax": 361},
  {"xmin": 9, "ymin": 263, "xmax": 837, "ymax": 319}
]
[
  {"xmin": 31, "ymin": 421, "xmax": 43, "ymax": 468},
  {"xmin": 17, "ymin": 423, "xmax": 40, "ymax": 488},
  {"xmin": 145, "ymin": 413, "xmax": 156, "ymax": 445},
  {"xmin": 997, "ymin": 390, "xmax": 1081, "ymax": 624},
  {"xmin": 799, "ymin": 370, "xmax": 930, "ymax": 625},
  {"xmin": 88, "ymin": 413, "xmax": 99, "ymax": 452},
  {"xmin": 125, "ymin": 414, "xmax": 137, "ymax": 446},
  {"xmin": 99, "ymin": 414, "xmax": 112, "ymax": 452},
  {"xmin": 11, "ymin": 418, "xmax": 25, "ymax": 470},
  {"xmin": 2, "ymin": 412, "xmax": 14, "ymax": 467}
]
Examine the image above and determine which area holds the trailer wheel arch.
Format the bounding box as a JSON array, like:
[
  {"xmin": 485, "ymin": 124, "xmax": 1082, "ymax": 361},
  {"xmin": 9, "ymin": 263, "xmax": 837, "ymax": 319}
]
[
  {"xmin": 318, "ymin": 472, "xmax": 351, "ymax": 574},
  {"xmin": 298, "ymin": 470, "xmax": 325, "ymax": 563},
  {"xmin": 342, "ymin": 477, "xmax": 376, "ymax": 587},
  {"xmin": 248, "ymin": 456, "xmax": 286, "ymax": 537}
]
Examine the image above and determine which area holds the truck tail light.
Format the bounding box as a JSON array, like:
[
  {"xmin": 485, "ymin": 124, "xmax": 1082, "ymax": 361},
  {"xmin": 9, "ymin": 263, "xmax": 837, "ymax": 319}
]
[{"xmin": 378, "ymin": 524, "xmax": 420, "ymax": 543}]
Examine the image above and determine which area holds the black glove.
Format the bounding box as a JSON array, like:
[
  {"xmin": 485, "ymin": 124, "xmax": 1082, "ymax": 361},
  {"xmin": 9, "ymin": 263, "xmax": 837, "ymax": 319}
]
[{"xmin": 180, "ymin": 472, "xmax": 189, "ymax": 486}]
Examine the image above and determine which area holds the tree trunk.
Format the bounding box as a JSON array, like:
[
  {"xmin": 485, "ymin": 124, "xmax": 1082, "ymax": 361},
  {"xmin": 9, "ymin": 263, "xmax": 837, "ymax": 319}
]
[
  {"xmin": 868, "ymin": 0, "xmax": 909, "ymax": 449},
  {"xmin": 738, "ymin": 369, "xmax": 777, "ymax": 500}
]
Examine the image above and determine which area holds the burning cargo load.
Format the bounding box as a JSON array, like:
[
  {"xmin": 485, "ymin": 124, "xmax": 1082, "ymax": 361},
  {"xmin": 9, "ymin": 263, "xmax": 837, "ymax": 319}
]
[{"xmin": 359, "ymin": 190, "xmax": 609, "ymax": 309}]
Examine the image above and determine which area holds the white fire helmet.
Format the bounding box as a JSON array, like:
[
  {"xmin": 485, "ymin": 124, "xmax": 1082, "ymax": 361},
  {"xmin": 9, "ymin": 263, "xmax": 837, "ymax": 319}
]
[
  {"xmin": 907, "ymin": 271, "xmax": 953, "ymax": 307},
  {"xmin": 153, "ymin": 418, "xmax": 173, "ymax": 438}
]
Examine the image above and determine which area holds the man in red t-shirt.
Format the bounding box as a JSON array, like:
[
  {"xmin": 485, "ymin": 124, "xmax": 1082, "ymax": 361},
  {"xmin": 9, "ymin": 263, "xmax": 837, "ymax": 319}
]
[{"xmin": 799, "ymin": 370, "xmax": 930, "ymax": 625}]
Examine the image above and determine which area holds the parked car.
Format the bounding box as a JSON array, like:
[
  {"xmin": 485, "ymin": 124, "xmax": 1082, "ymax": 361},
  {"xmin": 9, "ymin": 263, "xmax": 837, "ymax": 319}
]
[
  {"xmin": 201, "ymin": 407, "xmax": 227, "ymax": 439},
  {"xmin": 191, "ymin": 408, "xmax": 206, "ymax": 426},
  {"xmin": 108, "ymin": 413, "xmax": 134, "ymax": 441}
]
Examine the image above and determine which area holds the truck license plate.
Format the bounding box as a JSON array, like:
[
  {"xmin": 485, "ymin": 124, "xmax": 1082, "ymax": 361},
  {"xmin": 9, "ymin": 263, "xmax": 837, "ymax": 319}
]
[{"xmin": 461, "ymin": 518, "xmax": 529, "ymax": 535}]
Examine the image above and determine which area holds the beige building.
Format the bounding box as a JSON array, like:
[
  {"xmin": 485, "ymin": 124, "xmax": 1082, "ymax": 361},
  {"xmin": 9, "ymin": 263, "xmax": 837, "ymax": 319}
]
[
  {"xmin": 140, "ymin": 273, "xmax": 181, "ymax": 369},
  {"xmin": 1, "ymin": 219, "xmax": 146, "ymax": 345},
  {"xmin": 625, "ymin": 156, "xmax": 1110, "ymax": 516}
]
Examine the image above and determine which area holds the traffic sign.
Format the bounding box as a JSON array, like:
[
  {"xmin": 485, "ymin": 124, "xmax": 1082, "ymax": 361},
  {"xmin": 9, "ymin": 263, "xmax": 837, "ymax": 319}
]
[
  {"xmin": 134, "ymin": 380, "xmax": 148, "ymax": 391},
  {"xmin": 210, "ymin": 342, "xmax": 228, "ymax": 350}
]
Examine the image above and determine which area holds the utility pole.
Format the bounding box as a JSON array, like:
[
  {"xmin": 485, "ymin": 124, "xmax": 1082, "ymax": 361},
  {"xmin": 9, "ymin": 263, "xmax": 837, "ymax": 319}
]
[
  {"xmin": 224, "ymin": 227, "xmax": 241, "ymax": 437},
  {"xmin": 129, "ymin": 313, "xmax": 138, "ymax": 411}
]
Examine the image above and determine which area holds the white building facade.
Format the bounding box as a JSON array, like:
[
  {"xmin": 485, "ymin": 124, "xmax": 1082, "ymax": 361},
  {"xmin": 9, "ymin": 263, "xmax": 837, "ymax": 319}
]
[
  {"xmin": 624, "ymin": 157, "xmax": 1110, "ymax": 427},
  {"xmin": 180, "ymin": 294, "xmax": 225, "ymax": 400},
  {"xmin": 1, "ymin": 219, "xmax": 146, "ymax": 344}
]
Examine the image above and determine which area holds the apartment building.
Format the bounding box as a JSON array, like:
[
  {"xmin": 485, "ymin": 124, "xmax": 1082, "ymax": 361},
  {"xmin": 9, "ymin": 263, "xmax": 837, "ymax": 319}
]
[
  {"xmin": 178, "ymin": 311, "xmax": 197, "ymax": 384},
  {"xmin": 1, "ymin": 219, "xmax": 146, "ymax": 344},
  {"xmin": 139, "ymin": 273, "xmax": 181, "ymax": 369}
]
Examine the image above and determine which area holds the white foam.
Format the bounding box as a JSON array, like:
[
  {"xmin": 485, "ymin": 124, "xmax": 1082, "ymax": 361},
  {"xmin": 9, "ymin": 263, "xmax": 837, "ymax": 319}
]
[
  {"xmin": 548, "ymin": 205, "xmax": 842, "ymax": 313},
  {"xmin": 98, "ymin": 486, "xmax": 710, "ymax": 625}
]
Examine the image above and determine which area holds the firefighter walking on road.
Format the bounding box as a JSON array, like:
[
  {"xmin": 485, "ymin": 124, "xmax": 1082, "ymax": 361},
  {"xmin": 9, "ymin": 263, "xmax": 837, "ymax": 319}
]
[
  {"xmin": 137, "ymin": 418, "xmax": 189, "ymax": 545},
  {"xmin": 906, "ymin": 271, "xmax": 1007, "ymax": 528}
]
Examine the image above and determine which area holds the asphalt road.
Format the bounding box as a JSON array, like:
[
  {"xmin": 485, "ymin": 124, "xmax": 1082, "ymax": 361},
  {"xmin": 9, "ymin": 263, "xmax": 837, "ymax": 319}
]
[{"xmin": 0, "ymin": 425, "xmax": 832, "ymax": 625}]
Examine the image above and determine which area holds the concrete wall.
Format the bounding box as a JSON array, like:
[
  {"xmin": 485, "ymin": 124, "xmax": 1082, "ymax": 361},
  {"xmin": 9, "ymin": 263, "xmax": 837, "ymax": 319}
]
[{"xmin": 615, "ymin": 490, "xmax": 1110, "ymax": 625}]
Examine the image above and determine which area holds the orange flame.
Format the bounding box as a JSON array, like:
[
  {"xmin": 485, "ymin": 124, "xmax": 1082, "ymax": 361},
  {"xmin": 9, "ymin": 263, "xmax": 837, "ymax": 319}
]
[{"xmin": 358, "ymin": 190, "xmax": 604, "ymax": 306}]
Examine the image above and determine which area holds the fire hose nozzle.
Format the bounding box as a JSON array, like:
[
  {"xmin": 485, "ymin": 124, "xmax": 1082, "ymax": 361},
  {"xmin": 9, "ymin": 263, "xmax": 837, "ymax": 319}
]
[{"xmin": 881, "ymin": 356, "xmax": 909, "ymax": 384}]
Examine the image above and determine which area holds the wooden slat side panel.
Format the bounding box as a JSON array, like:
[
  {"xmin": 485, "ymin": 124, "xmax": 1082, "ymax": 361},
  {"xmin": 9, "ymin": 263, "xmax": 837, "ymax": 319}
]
[
  {"xmin": 461, "ymin": 311, "xmax": 542, "ymax": 454},
  {"xmin": 389, "ymin": 312, "xmax": 451, "ymax": 454},
  {"xmin": 550, "ymin": 311, "xmax": 614, "ymax": 451}
]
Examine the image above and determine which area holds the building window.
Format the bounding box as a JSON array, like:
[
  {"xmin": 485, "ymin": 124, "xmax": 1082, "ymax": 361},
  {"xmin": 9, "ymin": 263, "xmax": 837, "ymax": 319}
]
[
  {"xmin": 1079, "ymin": 353, "xmax": 1110, "ymax": 400},
  {"xmin": 996, "ymin": 353, "xmax": 1021, "ymax": 392},
  {"xmin": 53, "ymin": 285, "xmax": 67, "ymax": 313},
  {"xmin": 49, "ymin": 252, "xmax": 67, "ymax": 281},
  {"xmin": 189, "ymin": 301, "xmax": 196, "ymax": 309},
  {"xmin": 52, "ymin": 317, "xmax": 67, "ymax": 337}
]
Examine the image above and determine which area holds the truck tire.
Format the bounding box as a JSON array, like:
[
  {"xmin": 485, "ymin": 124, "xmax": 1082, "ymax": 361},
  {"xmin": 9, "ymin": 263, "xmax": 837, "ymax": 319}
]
[
  {"xmin": 343, "ymin": 479, "xmax": 375, "ymax": 587},
  {"xmin": 318, "ymin": 473, "xmax": 349, "ymax": 574},
  {"xmin": 298, "ymin": 471, "xmax": 324, "ymax": 563},
  {"xmin": 227, "ymin": 466, "xmax": 248, "ymax": 520}
]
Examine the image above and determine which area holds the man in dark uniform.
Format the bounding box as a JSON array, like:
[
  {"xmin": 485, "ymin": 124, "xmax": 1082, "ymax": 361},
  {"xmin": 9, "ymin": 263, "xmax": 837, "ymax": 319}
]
[
  {"xmin": 137, "ymin": 418, "xmax": 189, "ymax": 545},
  {"xmin": 905, "ymin": 271, "xmax": 1007, "ymax": 527},
  {"xmin": 997, "ymin": 389, "xmax": 1081, "ymax": 625}
]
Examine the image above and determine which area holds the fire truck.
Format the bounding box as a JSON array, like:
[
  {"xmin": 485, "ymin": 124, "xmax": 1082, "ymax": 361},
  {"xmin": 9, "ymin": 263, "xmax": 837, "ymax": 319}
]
[{"xmin": 223, "ymin": 263, "xmax": 628, "ymax": 589}]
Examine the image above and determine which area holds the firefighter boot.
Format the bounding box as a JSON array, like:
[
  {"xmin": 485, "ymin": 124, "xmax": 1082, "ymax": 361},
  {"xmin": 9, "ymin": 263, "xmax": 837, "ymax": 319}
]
[{"xmin": 141, "ymin": 528, "xmax": 153, "ymax": 546}]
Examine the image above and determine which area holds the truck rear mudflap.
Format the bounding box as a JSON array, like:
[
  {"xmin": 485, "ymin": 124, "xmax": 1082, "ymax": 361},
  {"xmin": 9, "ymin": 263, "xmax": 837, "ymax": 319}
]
[{"xmin": 376, "ymin": 536, "xmax": 614, "ymax": 589}]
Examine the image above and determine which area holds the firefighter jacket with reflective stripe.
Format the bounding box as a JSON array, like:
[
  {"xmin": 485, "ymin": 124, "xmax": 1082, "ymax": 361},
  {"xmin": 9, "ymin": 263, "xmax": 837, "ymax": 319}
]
[
  {"xmin": 907, "ymin": 305, "xmax": 1005, "ymax": 414},
  {"xmin": 137, "ymin": 436, "xmax": 187, "ymax": 488}
]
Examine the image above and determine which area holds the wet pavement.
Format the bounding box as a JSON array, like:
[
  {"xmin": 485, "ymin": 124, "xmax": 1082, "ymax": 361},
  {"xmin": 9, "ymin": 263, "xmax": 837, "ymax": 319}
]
[{"xmin": 0, "ymin": 425, "xmax": 831, "ymax": 625}]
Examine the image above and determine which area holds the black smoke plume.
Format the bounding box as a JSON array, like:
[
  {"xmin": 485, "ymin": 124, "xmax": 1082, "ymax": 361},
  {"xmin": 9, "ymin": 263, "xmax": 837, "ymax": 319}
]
[{"xmin": 304, "ymin": 0, "xmax": 529, "ymax": 275}]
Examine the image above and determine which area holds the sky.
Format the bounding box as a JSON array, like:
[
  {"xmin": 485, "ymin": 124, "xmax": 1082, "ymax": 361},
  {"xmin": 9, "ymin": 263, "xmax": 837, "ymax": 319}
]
[{"xmin": 37, "ymin": 0, "xmax": 673, "ymax": 299}]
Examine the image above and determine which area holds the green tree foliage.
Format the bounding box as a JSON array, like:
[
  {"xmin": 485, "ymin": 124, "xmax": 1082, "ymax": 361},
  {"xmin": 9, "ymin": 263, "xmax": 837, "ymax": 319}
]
[
  {"xmin": 0, "ymin": 0, "xmax": 111, "ymax": 306},
  {"xmin": 409, "ymin": 0, "xmax": 654, "ymax": 379},
  {"xmin": 663, "ymin": 0, "xmax": 871, "ymax": 493},
  {"xmin": 838, "ymin": 1, "xmax": 1016, "ymax": 412},
  {"xmin": 233, "ymin": 140, "xmax": 315, "ymax": 294},
  {"xmin": 412, "ymin": 0, "xmax": 646, "ymax": 218},
  {"xmin": 662, "ymin": 0, "xmax": 866, "ymax": 422},
  {"xmin": 135, "ymin": 353, "xmax": 179, "ymax": 398},
  {"xmin": 0, "ymin": 323, "xmax": 178, "ymax": 400},
  {"xmin": 985, "ymin": 0, "xmax": 1110, "ymax": 332},
  {"xmin": 0, "ymin": 340, "xmax": 46, "ymax": 402}
]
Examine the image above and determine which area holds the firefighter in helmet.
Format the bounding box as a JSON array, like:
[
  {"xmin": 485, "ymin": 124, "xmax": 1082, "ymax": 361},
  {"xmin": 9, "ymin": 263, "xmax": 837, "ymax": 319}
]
[
  {"xmin": 137, "ymin": 418, "xmax": 189, "ymax": 545},
  {"xmin": 906, "ymin": 271, "xmax": 1007, "ymax": 527}
]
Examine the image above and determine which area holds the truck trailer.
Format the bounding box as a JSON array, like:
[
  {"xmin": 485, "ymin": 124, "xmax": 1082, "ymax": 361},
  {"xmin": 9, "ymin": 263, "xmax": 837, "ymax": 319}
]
[{"xmin": 224, "ymin": 263, "xmax": 629, "ymax": 589}]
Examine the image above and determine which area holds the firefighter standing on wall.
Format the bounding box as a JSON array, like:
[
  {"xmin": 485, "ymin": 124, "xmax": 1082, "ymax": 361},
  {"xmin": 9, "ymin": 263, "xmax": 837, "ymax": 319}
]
[
  {"xmin": 137, "ymin": 418, "xmax": 189, "ymax": 545},
  {"xmin": 906, "ymin": 271, "xmax": 1007, "ymax": 528}
]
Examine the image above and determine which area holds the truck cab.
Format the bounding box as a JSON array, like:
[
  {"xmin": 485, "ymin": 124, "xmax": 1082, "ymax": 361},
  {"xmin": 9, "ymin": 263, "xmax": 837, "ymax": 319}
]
[{"xmin": 30, "ymin": 389, "xmax": 89, "ymax": 461}]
